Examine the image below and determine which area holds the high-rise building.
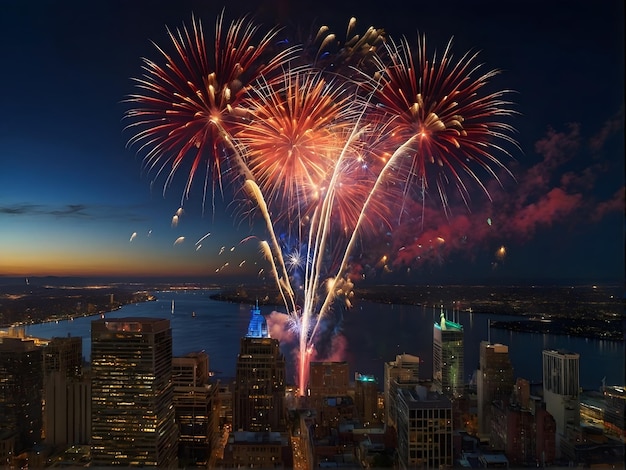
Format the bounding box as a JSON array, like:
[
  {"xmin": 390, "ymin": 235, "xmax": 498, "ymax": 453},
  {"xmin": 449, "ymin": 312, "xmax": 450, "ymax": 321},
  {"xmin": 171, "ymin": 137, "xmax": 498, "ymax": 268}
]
[
  {"xmin": 90, "ymin": 318, "xmax": 178, "ymax": 467},
  {"xmin": 542, "ymin": 350, "xmax": 580, "ymax": 399},
  {"xmin": 477, "ymin": 342, "xmax": 514, "ymax": 438},
  {"xmin": 542, "ymin": 349, "xmax": 580, "ymax": 452},
  {"xmin": 172, "ymin": 352, "xmax": 219, "ymax": 466},
  {"xmin": 433, "ymin": 312, "xmax": 464, "ymax": 398},
  {"xmin": 384, "ymin": 354, "xmax": 420, "ymax": 427},
  {"xmin": 43, "ymin": 336, "xmax": 90, "ymax": 448},
  {"xmin": 233, "ymin": 308, "xmax": 286, "ymax": 432},
  {"xmin": 396, "ymin": 385, "xmax": 453, "ymax": 470},
  {"xmin": 354, "ymin": 373, "xmax": 379, "ymax": 425},
  {"xmin": 0, "ymin": 337, "xmax": 43, "ymax": 458}
]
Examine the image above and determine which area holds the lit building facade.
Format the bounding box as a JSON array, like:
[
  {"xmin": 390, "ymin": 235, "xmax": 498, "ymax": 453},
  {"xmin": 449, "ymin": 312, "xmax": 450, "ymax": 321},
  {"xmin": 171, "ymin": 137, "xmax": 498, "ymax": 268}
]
[
  {"xmin": 396, "ymin": 386, "xmax": 453, "ymax": 470},
  {"xmin": 433, "ymin": 312, "xmax": 464, "ymax": 398},
  {"xmin": 90, "ymin": 317, "xmax": 178, "ymax": 467},
  {"xmin": 477, "ymin": 342, "xmax": 514, "ymax": 438},
  {"xmin": 384, "ymin": 354, "xmax": 420, "ymax": 427}
]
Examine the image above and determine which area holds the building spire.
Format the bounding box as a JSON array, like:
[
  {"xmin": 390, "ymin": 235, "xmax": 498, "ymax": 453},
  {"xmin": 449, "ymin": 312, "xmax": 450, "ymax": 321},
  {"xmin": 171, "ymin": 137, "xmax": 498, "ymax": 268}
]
[{"xmin": 246, "ymin": 300, "xmax": 269, "ymax": 338}]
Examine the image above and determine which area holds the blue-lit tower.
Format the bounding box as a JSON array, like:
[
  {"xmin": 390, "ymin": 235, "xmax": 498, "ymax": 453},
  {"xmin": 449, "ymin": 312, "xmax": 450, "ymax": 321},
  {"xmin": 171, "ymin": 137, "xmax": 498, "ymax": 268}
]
[
  {"xmin": 234, "ymin": 302, "xmax": 285, "ymax": 431},
  {"xmin": 246, "ymin": 299, "xmax": 269, "ymax": 338}
]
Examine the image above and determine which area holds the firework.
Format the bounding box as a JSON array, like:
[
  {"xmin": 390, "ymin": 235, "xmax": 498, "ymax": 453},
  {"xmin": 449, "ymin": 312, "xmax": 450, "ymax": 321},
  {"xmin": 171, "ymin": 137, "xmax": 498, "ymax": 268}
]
[
  {"xmin": 235, "ymin": 70, "xmax": 357, "ymax": 219},
  {"xmin": 124, "ymin": 13, "xmax": 296, "ymax": 206},
  {"xmin": 298, "ymin": 17, "xmax": 386, "ymax": 79},
  {"xmin": 370, "ymin": 34, "xmax": 517, "ymax": 216},
  {"xmin": 125, "ymin": 14, "xmax": 517, "ymax": 396}
]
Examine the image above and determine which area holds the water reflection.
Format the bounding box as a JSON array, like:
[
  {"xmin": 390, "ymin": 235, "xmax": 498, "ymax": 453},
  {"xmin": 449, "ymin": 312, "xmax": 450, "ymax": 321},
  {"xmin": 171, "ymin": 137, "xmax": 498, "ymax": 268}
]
[{"xmin": 24, "ymin": 291, "xmax": 625, "ymax": 389}]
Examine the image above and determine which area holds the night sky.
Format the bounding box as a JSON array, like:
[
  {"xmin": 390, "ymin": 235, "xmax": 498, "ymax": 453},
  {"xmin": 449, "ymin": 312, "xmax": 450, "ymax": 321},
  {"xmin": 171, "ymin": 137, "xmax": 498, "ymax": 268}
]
[{"xmin": 1, "ymin": 0, "xmax": 623, "ymax": 284}]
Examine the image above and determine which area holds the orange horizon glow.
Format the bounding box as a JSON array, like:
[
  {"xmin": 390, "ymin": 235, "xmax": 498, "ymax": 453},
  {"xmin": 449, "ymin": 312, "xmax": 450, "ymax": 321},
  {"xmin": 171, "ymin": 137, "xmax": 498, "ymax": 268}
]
[{"xmin": 1, "ymin": 250, "xmax": 259, "ymax": 279}]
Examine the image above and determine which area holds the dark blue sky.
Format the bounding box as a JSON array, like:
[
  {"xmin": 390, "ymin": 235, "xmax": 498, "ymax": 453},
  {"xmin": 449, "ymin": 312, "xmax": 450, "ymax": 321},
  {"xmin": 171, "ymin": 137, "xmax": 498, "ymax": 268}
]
[{"xmin": 0, "ymin": 0, "xmax": 623, "ymax": 284}]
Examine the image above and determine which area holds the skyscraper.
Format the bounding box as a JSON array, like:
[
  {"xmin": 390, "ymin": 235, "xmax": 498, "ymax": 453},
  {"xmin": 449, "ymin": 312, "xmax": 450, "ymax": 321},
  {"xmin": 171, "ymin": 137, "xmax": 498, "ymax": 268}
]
[
  {"xmin": 233, "ymin": 306, "xmax": 286, "ymax": 432},
  {"xmin": 396, "ymin": 385, "xmax": 453, "ymax": 470},
  {"xmin": 172, "ymin": 352, "xmax": 218, "ymax": 466},
  {"xmin": 43, "ymin": 336, "xmax": 90, "ymax": 447},
  {"xmin": 433, "ymin": 312, "xmax": 464, "ymax": 398},
  {"xmin": 384, "ymin": 353, "xmax": 420, "ymax": 427},
  {"xmin": 542, "ymin": 349, "xmax": 580, "ymax": 441},
  {"xmin": 90, "ymin": 318, "xmax": 178, "ymax": 467},
  {"xmin": 477, "ymin": 341, "xmax": 514, "ymax": 438},
  {"xmin": 354, "ymin": 372, "xmax": 379, "ymax": 425},
  {"xmin": 0, "ymin": 337, "xmax": 43, "ymax": 458}
]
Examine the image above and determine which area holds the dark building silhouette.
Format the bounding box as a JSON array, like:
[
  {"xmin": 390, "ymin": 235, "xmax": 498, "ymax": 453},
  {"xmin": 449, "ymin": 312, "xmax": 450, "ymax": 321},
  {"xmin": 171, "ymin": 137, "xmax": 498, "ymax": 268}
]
[
  {"xmin": 490, "ymin": 400, "xmax": 556, "ymax": 465},
  {"xmin": 309, "ymin": 361, "xmax": 350, "ymax": 409},
  {"xmin": 0, "ymin": 337, "xmax": 43, "ymax": 460},
  {"xmin": 43, "ymin": 336, "xmax": 90, "ymax": 448},
  {"xmin": 172, "ymin": 351, "xmax": 219, "ymax": 465},
  {"xmin": 477, "ymin": 341, "xmax": 514, "ymax": 439},
  {"xmin": 308, "ymin": 361, "xmax": 352, "ymax": 437},
  {"xmin": 43, "ymin": 335, "xmax": 82, "ymax": 378},
  {"xmin": 90, "ymin": 317, "xmax": 178, "ymax": 467},
  {"xmin": 354, "ymin": 372, "xmax": 379, "ymax": 425}
]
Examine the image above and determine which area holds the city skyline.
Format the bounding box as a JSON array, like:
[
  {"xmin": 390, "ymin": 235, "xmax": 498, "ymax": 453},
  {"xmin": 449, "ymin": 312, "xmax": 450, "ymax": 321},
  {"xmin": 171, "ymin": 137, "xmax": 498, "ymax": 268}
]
[{"xmin": 1, "ymin": 0, "xmax": 624, "ymax": 284}]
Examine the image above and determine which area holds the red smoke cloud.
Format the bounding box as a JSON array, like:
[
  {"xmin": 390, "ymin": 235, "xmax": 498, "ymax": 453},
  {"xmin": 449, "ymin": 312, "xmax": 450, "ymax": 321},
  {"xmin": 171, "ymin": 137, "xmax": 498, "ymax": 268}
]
[
  {"xmin": 266, "ymin": 310, "xmax": 348, "ymax": 383},
  {"xmin": 386, "ymin": 113, "xmax": 624, "ymax": 271}
]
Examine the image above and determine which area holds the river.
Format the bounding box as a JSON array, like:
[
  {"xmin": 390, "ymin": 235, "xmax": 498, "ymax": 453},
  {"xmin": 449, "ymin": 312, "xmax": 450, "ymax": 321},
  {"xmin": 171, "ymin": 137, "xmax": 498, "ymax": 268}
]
[{"xmin": 24, "ymin": 289, "xmax": 624, "ymax": 390}]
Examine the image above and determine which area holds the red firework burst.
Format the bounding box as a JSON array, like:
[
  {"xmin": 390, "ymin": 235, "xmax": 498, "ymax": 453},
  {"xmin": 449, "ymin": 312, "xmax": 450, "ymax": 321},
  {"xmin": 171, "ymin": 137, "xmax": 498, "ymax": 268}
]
[
  {"xmin": 234, "ymin": 70, "xmax": 362, "ymax": 221},
  {"xmin": 123, "ymin": 13, "xmax": 295, "ymax": 203},
  {"xmin": 371, "ymin": 35, "xmax": 518, "ymax": 214}
]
